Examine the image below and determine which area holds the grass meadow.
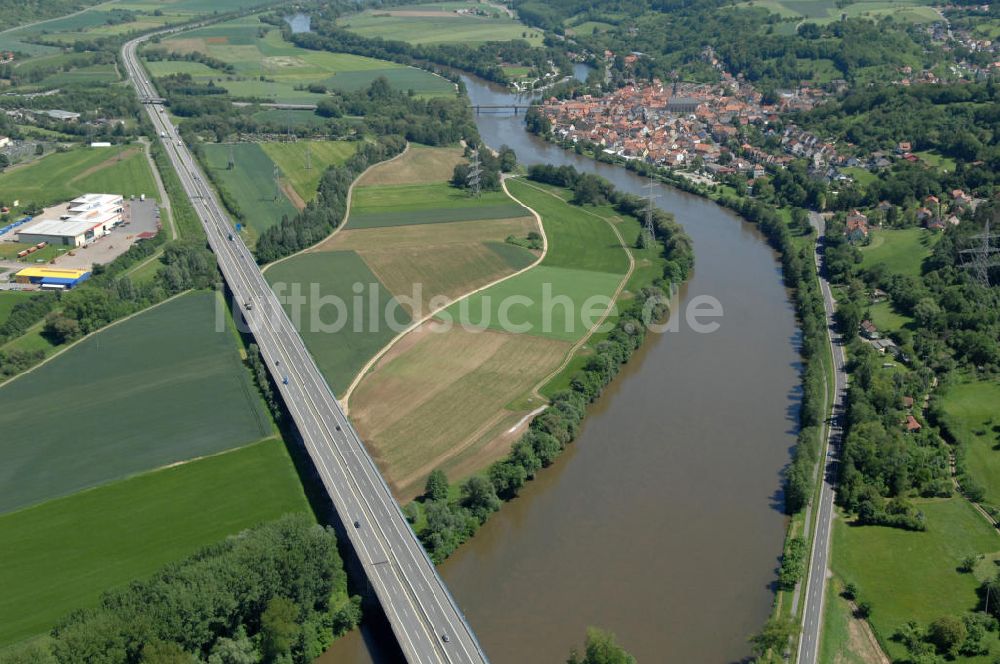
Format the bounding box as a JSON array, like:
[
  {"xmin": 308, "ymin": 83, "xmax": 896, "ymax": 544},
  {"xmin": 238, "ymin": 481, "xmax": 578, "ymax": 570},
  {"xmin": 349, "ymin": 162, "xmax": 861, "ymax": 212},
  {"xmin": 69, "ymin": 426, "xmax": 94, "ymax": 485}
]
[
  {"xmin": 939, "ymin": 378, "xmax": 1000, "ymax": 505},
  {"xmin": 0, "ymin": 291, "xmax": 272, "ymax": 514},
  {"xmin": 448, "ymin": 178, "xmax": 628, "ymax": 342},
  {"xmin": 0, "ymin": 147, "xmax": 158, "ymax": 208},
  {"xmin": 349, "ymin": 182, "xmax": 526, "ymax": 228},
  {"xmin": 202, "ymin": 143, "xmax": 298, "ymax": 235},
  {"xmin": 0, "ymin": 291, "xmax": 36, "ymax": 327},
  {"xmin": 734, "ymin": 0, "xmax": 938, "ymax": 23},
  {"xmin": 337, "ymin": 2, "xmax": 543, "ymax": 45},
  {"xmin": 154, "ymin": 17, "xmax": 453, "ymax": 102},
  {"xmin": 860, "ymin": 227, "xmax": 939, "ymax": 278},
  {"xmin": 832, "ymin": 499, "xmax": 1000, "ymax": 662},
  {"xmin": 867, "ymin": 300, "xmax": 914, "ymax": 334},
  {"xmin": 0, "ymin": 438, "xmax": 309, "ymax": 646},
  {"xmin": 260, "ymin": 140, "xmax": 358, "ymax": 204}
]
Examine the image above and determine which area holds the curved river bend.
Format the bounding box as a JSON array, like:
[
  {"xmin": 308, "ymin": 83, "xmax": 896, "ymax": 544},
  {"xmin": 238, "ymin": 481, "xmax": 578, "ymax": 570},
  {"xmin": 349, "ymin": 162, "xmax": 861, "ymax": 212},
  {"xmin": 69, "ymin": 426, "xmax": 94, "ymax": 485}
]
[{"xmin": 321, "ymin": 73, "xmax": 801, "ymax": 664}]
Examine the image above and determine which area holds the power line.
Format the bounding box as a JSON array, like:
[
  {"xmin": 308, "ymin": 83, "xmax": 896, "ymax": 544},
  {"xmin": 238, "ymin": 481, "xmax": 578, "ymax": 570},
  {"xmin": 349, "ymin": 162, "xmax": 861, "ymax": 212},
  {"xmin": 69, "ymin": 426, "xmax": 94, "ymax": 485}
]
[
  {"xmin": 466, "ymin": 149, "xmax": 482, "ymax": 198},
  {"xmin": 960, "ymin": 215, "xmax": 1000, "ymax": 289}
]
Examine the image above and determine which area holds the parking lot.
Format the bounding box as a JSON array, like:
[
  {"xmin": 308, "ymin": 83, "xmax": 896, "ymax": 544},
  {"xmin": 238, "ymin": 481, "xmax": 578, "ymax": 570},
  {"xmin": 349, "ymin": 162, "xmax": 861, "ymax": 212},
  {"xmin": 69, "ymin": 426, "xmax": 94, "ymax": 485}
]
[{"xmin": 0, "ymin": 198, "xmax": 161, "ymax": 275}]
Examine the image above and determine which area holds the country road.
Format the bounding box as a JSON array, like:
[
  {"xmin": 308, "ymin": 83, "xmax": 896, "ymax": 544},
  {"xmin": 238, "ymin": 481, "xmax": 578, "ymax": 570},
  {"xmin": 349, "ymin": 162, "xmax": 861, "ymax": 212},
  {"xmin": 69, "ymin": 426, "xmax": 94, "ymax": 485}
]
[{"xmin": 797, "ymin": 211, "xmax": 849, "ymax": 664}]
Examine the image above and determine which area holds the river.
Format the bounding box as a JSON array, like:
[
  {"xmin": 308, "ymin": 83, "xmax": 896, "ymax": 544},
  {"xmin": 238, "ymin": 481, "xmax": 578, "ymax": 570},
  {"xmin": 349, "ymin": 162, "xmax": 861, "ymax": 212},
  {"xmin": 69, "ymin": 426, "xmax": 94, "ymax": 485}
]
[{"xmin": 321, "ymin": 72, "xmax": 800, "ymax": 664}]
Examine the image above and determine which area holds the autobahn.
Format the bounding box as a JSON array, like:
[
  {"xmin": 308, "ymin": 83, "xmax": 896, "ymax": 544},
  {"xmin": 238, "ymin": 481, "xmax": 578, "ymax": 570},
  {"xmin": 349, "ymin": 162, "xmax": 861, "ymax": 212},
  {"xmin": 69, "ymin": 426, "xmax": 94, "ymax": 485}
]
[
  {"xmin": 122, "ymin": 32, "xmax": 489, "ymax": 664},
  {"xmin": 796, "ymin": 212, "xmax": 849, "ymax": 664}
]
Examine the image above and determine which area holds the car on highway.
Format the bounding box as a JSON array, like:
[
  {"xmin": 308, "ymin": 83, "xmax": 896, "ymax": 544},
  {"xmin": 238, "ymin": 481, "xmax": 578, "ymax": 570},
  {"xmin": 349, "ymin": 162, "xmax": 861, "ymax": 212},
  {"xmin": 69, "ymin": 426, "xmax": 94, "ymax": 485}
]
[
  {"xmin": 353, "ymin": 520, "xmax": 361, "ymax": 529},
  {"xmin": 441, "ymin": 634, "xmax": 450, "ymax": 643}
]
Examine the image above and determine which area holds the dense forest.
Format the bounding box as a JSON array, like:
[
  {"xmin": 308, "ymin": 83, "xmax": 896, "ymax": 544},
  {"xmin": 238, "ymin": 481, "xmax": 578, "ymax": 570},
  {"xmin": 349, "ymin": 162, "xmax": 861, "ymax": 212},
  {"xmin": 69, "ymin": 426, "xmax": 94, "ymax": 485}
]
[{"xmin": 513, "ymin": 0, "xmax": 940, "ymax": 89}]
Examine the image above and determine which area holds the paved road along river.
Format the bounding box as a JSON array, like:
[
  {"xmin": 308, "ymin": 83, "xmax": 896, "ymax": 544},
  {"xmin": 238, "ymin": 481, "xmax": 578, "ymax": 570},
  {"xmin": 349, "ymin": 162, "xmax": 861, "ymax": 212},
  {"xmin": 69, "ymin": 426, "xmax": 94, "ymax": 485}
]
[{"xmin": 321, "ymin": 71, "xmax": 802, "ymax": 664}]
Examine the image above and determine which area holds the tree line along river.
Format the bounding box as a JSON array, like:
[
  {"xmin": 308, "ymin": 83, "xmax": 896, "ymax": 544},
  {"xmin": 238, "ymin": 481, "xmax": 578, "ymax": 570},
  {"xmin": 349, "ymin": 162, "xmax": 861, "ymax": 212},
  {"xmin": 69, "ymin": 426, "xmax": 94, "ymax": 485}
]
[{"xmin": 320, "ymin": 70, "xmax": 802, "ymax": 664}]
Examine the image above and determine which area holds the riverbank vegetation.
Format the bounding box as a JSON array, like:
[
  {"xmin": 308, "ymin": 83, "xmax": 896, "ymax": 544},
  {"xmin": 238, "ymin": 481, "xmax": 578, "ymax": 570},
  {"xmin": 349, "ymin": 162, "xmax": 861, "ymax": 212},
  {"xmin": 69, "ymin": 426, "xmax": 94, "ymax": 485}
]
[
  {"xmin": 2, "ymin": 514, "xmax": 360, "ymax": 663},
  {"xmin": 405, "ymin": 165, "xmax": 693, "ymax": 562},
  {"xmin": 567, "ymin": 628, "xmax": 637, "ymax": 664}
]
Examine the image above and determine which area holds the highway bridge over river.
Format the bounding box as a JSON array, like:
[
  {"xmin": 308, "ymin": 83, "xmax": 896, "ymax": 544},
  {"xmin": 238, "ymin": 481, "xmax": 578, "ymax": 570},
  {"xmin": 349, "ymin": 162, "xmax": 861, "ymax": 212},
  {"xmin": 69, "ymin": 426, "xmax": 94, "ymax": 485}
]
[{"xmin": 123, "ymin": 31, "xmax": 489, "ymax": 664}]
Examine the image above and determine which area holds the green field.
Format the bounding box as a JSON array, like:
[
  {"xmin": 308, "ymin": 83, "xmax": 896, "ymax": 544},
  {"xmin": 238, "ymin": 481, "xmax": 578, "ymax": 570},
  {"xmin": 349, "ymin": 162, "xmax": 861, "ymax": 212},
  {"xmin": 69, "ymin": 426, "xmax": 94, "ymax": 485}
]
[
  {"xmin": 0, "ymin": 0, "xmax": 275, "ymax": 65},
  {"xmin": 349, "ymin": 182, "xmax": 526, "ymax": 228},
  {"xmin": 860, "ymin": 227, "xmax": 938, "ymax": 278},
  {"xmin": 939, "ymin": 378, "xmax": 1000, "ymax": 506},
  {"xmin": 0, "ymin": 292, "xmax": 271, "ymax": 514},
  {"xmin": 0, "ymin": 291, "xmax": 37, "ymax": 327},
  {"xmin": 445, "ymin": 179, "xmax": 628, "ymax": 342},
  {"xmin": 916, "ymin": 150, "xmax": 958, "ymax": 173},
  {"xmin": 832, "ymin": 499, "xmax": 1000, "ymax": 661},
  {"xmin": 0, "ymin": 438, "xmax": 309, "ymax": 646},
  {"xmin": 0, "ymin": 147, "xmax": 158, "ymax": 208},
  {"xmin": 338, "ymin": 3, "xmax": 543, "ymax": 46},
  {"xmin": 264, "ymin": 251, "xmax": 410, "ymax": 395},
  {"xmin": 736, "ymin": 0, "xmax": 939, "ymax": 23},
  {"xmin": 261, "ymin": 141, "xmax": 358, "ymax": 203},
  {"xmin": 867, "ymin": 300, "xmax": 913, "ymax": 334},
  {"xmin": 202, "ymin": 143, "xmax": 298, "ymax": 236},
  {"xmin": 843, "ymin": 166, "xmax": 878, "ymax": 186},
  {"xmin": 154, "ymin": 17, "xmax": 454, "ymax": 102}
]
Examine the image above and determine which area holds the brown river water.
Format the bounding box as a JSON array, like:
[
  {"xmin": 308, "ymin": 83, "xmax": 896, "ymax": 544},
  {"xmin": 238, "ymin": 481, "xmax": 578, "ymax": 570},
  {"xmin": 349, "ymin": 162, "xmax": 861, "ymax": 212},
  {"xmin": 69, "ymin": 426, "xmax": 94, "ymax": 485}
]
[{"xmin": 320, "ymin": 71, "xmax": 801, "ymax": 664}]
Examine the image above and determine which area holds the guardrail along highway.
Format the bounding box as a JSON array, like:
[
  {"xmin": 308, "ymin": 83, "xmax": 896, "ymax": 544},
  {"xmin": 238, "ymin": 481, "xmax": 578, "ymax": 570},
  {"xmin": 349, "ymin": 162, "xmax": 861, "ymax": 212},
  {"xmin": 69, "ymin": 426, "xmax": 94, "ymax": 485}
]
[{"xmin": 122, "ymin": 32, "xmax": 489, "ymax": 664}]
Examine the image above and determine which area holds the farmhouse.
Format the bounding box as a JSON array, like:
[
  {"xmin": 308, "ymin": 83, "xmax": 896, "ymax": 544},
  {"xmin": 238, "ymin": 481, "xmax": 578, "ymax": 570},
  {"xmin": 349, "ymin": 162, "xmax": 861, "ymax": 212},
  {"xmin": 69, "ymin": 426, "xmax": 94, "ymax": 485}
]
[
  {"xmin": 17, "ymin": 194, "xmax": 124, "ymax": 247},
  {"xmin": 846, "ymin": 211, "xmax": 869, "ymax": 242},
  {"xmin": 13, "ymin": 266, "xmax": 91, "ymax": 289}
]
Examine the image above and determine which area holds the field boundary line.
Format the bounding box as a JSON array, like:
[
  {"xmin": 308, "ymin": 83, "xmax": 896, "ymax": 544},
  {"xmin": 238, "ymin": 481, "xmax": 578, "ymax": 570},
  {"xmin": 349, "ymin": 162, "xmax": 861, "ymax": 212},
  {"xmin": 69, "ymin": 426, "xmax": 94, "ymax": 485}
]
[
  {"xmin": 260, "ymin": 142, "xmax": 412, "ymax": 274},
  {"xmin": 0, "ymin": 289, "xmax": 192, "ymax": 390},
  {"xmin": 340, "ymin": 173, "xmax": 548, "ymax": 411},
  {"xmin": 0, "ymin": 435, "xmax": 281, "ymax": 519},
  {"xmin": 514, "ymin": 179, "xmax": 634, "ymax": 401}
]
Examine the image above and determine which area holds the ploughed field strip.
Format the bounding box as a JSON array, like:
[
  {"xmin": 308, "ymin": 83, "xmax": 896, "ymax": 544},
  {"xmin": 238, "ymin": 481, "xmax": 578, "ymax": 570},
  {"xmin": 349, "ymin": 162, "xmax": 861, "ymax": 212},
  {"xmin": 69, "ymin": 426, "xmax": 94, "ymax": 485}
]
[
  {"xmin": 0, "ymin": 438, "xmax": 308, "ymax": 646},
  {"xmin": 0, "ymin": 292, "xmax": 271, "ymax": 514},
  {"xmin": 349, "ymin": 322, "xmax": 571, "ymax": 498},
  {"xmin": 265, "ymin": 145, "xmax": 538, "ymax": 398},
  {"xmin": 347, "ymin": 176, "xmax": 632, "ymax": 498}
]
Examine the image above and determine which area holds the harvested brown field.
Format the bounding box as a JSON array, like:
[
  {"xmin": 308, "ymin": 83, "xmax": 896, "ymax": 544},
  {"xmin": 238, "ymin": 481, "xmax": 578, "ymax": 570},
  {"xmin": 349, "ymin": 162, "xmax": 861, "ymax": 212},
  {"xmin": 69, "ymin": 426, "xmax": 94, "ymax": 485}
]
[
  {"xmin": 314, "ymin": 217, "xmax": 538, "ymax": 314},
  {"xmin": 357, "ymin": 145, "xmax": 465, "ymax": 187},
  {"xmin": 160, "ymin": 38, "xmax": 206, "ymax": 55},
  {"xmin": 348, "ymin": 323, "xmax": 569, "ymax": 499}
]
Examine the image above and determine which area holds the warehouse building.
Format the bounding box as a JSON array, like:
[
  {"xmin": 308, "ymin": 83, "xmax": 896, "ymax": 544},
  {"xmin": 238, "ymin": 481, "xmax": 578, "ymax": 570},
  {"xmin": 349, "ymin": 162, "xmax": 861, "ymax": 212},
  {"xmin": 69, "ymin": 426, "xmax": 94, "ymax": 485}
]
[
  {"xmin": 13, "ymin": 266, "xmax": 91, "ymax": 289},
  {"xmin": 16, "ymin": 194, "xmax": 124, "ymax": 247}
]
